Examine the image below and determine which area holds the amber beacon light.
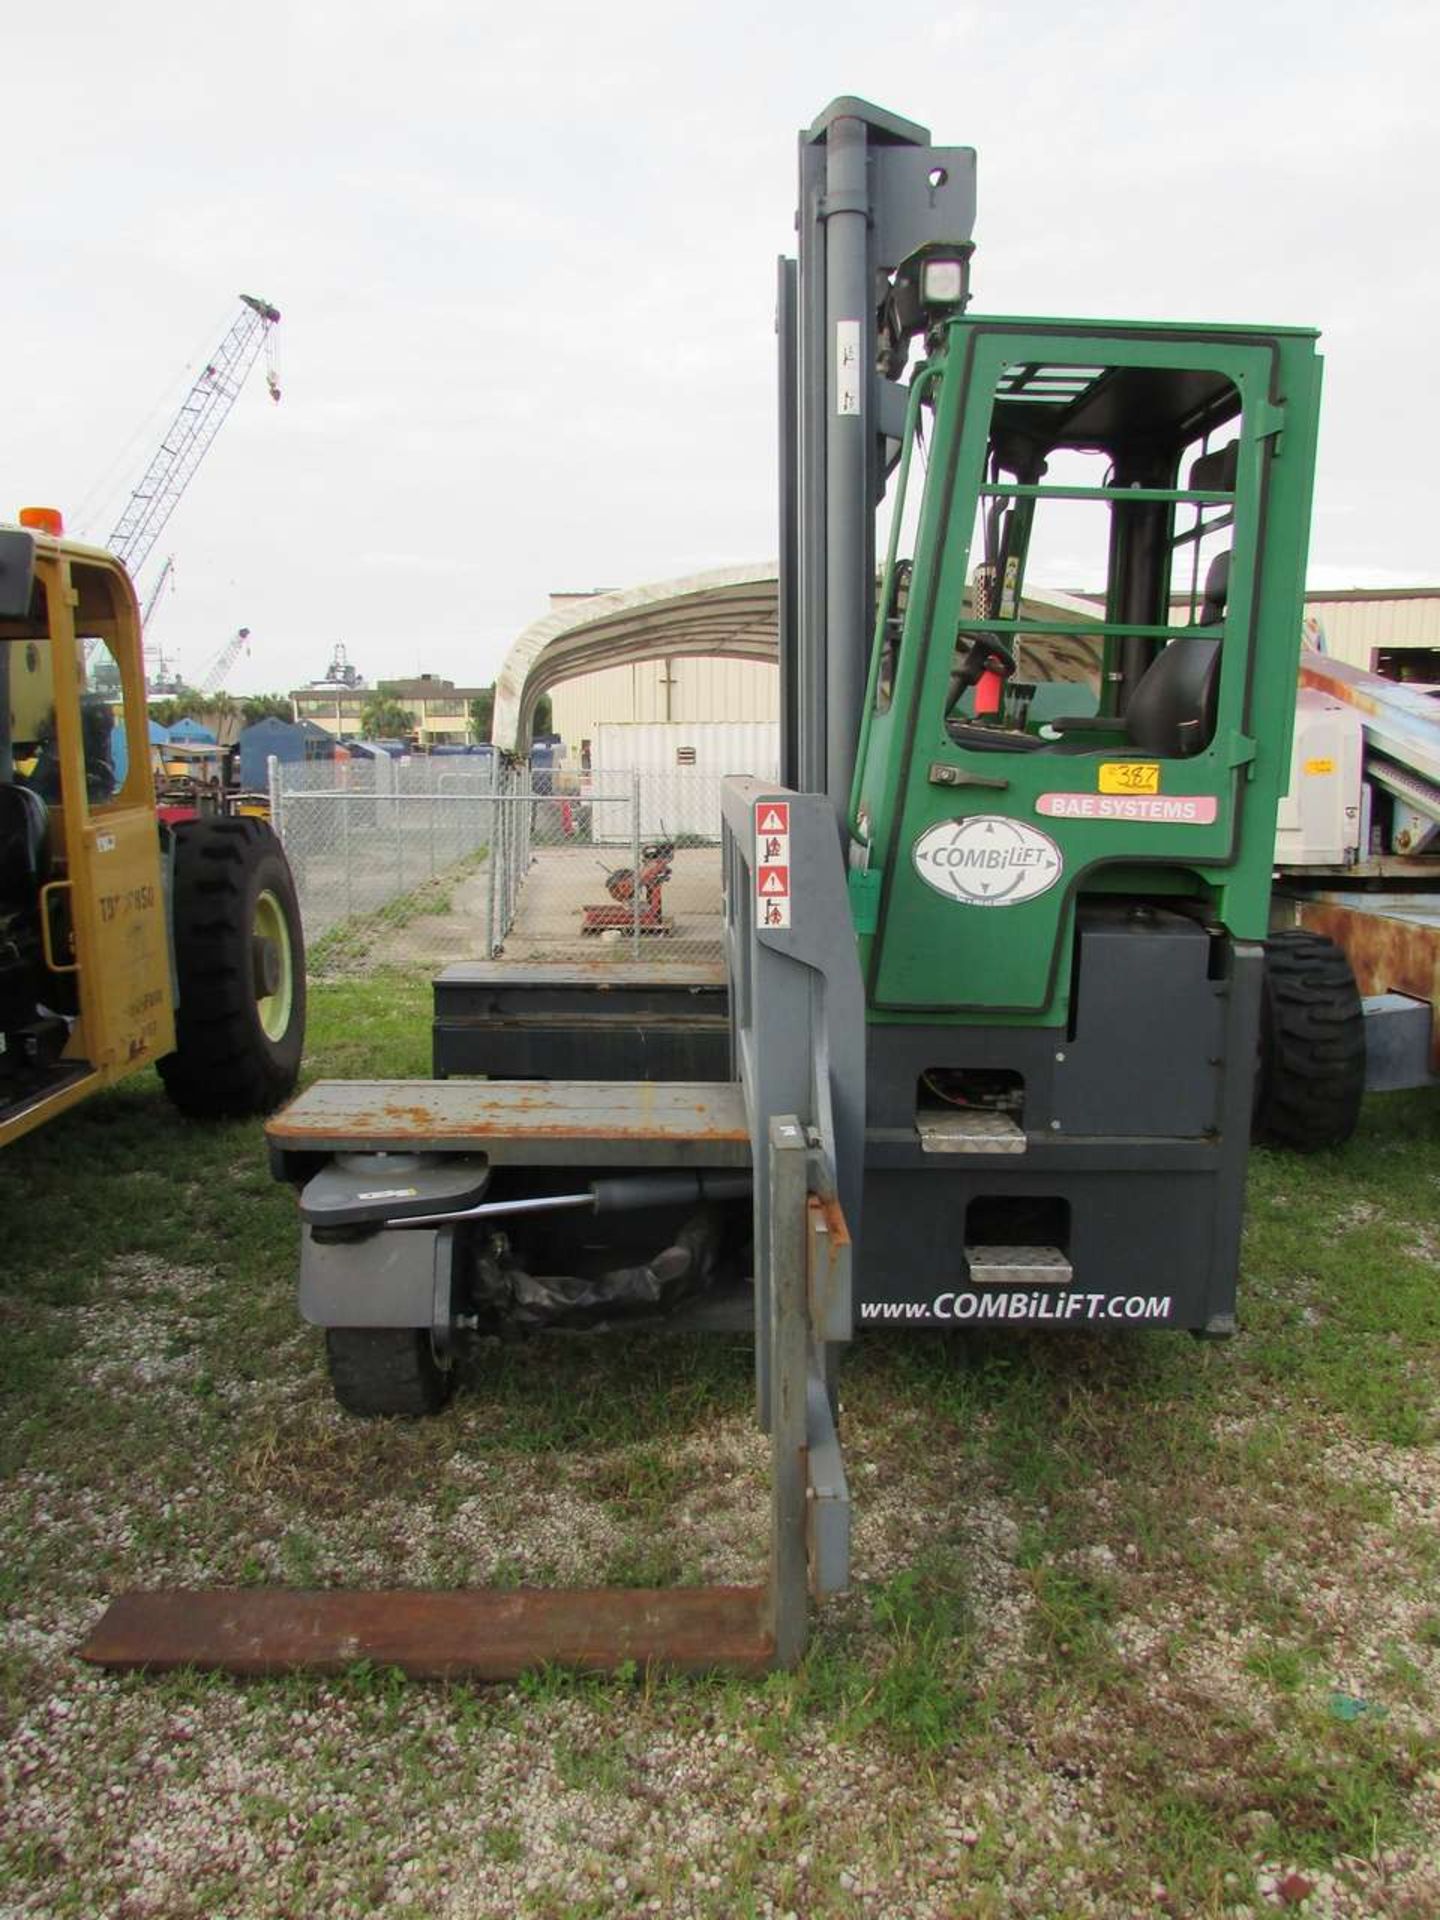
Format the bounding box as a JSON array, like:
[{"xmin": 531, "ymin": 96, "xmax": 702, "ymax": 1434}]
[{"xmin": 18, "ymin": 506, "xmax": 65, "ymax": 536}]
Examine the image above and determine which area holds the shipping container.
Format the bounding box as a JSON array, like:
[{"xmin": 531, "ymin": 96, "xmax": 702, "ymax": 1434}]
[{"xmin": 589, "ymin": 721, "xmax": 780, "ymax": 843}]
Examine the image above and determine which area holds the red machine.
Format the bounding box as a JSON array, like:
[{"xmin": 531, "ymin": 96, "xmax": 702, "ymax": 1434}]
[{"xmin": 581, "ymin": 839, "xmax": 674, "ymax": 935}]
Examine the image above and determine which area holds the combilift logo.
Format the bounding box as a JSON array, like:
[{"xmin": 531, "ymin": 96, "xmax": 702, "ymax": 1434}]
[{"xmin": 912, "ymin": 815, "xmax": 1063, "ymax": 907}]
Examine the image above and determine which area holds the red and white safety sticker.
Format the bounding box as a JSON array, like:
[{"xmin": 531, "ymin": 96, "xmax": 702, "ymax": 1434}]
[{"xmin": 755, "ymin": 801, "xmax": 792, "ymax": 927}]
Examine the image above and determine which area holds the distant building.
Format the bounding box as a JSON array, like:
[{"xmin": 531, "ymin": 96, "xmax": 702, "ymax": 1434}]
[
  {"xmin": 547, "ymin": 656, "xmax": 779, "ymax": 754},
  {"xmin": 1117, "ymin": 586, "xmax": 1440, "ymax": 679},
  {"xmin": 290, "ymin": 671, "xmax": 491, "ymax": 746},
  {"xmin": 1293, "ymin": 588, "xmax": 1440, "ymax": 679},
  {"xmin": 513, "ymin": 586, "xmax": 779, "ymax": 760},
  {"xmin": 374, "ymin": 675, "xmax": 489, "ymax": 745},
  {"xmin": 292, "ymin": 683, "xmax": 367, "ymax": 735},
  {"xmin": 237, "ymin": 716, "xmax": 336, "ymax": 790}
]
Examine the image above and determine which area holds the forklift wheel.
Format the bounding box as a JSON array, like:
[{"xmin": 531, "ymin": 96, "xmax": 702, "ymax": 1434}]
[
  {"xmin": 325, "ymin": 1328, "xmax": 454, "ymax": 1418},
  {"xmin": 158, "ymin": 817, "xmax": 306, "ymax": 1119},
  {"xmin": 1254, "ymin": 930, "xmax": 1365, "ymax": 1152}
]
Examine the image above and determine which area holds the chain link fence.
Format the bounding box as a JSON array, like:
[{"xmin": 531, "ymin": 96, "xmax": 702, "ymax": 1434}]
[{"xmin": 270, "ymin": 758, "xmax": 731, "ymax": 979}]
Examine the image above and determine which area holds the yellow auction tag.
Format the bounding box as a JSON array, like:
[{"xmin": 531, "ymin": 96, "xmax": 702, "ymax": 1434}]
[
  {"xmin": 1303, "ymin": 757, "xmax": 1336, "ymax": 776},
  {"xmin": 1098, "ymin": 762, "xmax": 1161, "ymax": 795}
]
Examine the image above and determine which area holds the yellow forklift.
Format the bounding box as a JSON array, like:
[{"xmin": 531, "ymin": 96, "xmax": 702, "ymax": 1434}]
[{"xmin": 0, "ymin": 508, "xmax": 305, "ymax": 1145}]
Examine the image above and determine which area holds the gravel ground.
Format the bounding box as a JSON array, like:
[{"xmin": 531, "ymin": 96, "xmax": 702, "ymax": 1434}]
[{"xmin": 3, "ymin": 1106, "xmax": 1439, "ymax": 1916}]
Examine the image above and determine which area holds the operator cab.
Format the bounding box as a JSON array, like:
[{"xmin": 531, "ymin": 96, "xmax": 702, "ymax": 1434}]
[
  {"xmin": 872, "ymin": 352, "xmax": 1247, "ymax": 762},
  {"xmin": 854, "ymin": 315, "xmax": 1320, "ymax": 1021},
  {"xmin": 0, "ymin": 527, "xmax": 147, "ymax": 1125}
]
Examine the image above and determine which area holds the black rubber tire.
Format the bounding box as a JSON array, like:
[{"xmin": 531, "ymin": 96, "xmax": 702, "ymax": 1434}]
[
  {"xmin": 1254, "ymin": 930, "xmax": 1365, "ymax": 1152},
  {"xmin": 325, "ymin": 1328, "xmax": 454, "ymax": 1418},
  {"xmin": 157, "ymin": 816, "xmax": 306, "ymax": 1119}
]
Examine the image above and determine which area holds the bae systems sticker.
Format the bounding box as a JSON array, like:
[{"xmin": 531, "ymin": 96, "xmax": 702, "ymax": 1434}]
[
  {"xmin": 913, "ymin": 816, "xmax": 1063, "ymax": 907},
  {"xmin": 1036, "ymin": 793, "xmax": 1218, "ymax": 825}
]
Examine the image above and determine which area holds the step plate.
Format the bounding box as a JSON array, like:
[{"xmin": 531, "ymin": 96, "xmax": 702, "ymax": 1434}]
[
  {"xmin": 965, "ymin": 1245, "xmax": 1073, "ymax": 1287},
  {"xmin": 80, "ymin": 1585, "xmax": 774, "ymax": 1679},
  {"xmin": 917, "ymin": 1108, "xmax": 1026, "ymax": 1154}
]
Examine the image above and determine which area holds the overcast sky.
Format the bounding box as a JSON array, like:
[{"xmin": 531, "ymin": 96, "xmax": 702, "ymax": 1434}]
[{"xmin": 9, "ymin": 1, "xmax": 1437, "ymax": 698}]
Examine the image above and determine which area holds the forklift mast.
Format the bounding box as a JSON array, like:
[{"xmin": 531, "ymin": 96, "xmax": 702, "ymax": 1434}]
[{"xmin": 778, "ymin": 99, "xmax": 978, "ymax": 810}]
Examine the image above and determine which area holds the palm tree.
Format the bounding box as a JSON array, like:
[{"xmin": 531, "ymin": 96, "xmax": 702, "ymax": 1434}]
[{"xmin": 360, "ymin": 696, "xmax": 413, "ymax": 740}]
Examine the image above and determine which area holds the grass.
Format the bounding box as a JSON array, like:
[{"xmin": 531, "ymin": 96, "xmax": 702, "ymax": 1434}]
[
  {"xmin": 307, "ymin": 847, "xmax": 488, "ymax": 975},
  {"xmin": 0, "ymin": 988, "xmax": 1437, "ymax": 1916}
]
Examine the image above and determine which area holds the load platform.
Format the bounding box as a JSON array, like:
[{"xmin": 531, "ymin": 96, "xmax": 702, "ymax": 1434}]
[{"xmin": 266, "ymin": 1076, "xmax": 750, "ymax": 1169}]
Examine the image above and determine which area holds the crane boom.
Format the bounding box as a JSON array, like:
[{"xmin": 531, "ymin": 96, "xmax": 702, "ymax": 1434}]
[
  {"xmin": 197, "ymin": 626, "xmax": 251, "ymax": 698},
  {"xmin": 140, "ymin": 554, "xmax": 175, "ymax": 629},
  {"xmin": 106, "ymin": 294, "xmax": 280, "ymax": 581}
]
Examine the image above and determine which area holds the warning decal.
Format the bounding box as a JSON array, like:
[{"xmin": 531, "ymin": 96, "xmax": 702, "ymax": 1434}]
[
  {"xmin": 755, "ymin": 801, "xmax": 792, "ymax": 928},
  {"xmin": 836, "ymin": 320, "xmax": 861, "ymax": 416}
]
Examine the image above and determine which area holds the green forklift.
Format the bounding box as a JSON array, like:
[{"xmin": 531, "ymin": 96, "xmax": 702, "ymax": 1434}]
[{"xmin": 85, "ymin": 97, "xmax": 1357, "ymax": 1680}]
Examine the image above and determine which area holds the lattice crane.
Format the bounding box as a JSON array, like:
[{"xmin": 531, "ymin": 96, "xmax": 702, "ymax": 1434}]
[
  {"xmin": 141, "ymin": 554, "xmax": 176, "ymax": 629},
  {"xmin": 106, "ymin": 294, "xmax": 281, "ymax": 583},
  {"xmin": 196, "ymin": 627, "xmax": 252, "ymax": 698}
]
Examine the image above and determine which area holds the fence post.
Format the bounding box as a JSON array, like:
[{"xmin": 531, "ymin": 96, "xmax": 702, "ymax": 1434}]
[
  {"xmin": 515, "ymin": 776, "xmax": 525, "ymax": 928},
  {"xmin": 630, "ymin": 768, "xmax": 641, "ymax": 961},
  {"xmin": 267, "ymin": 756, "xmax": 281, "ymax": 839},
  {"xmin": 504, "ymin": 782, "xmax": 513, "ymax": 935},
  {"xmin": 486, "ymin": 790, "xmax": 499, "ymax": 956},
  {"xmin": 342, "ymin": 786, "xmax": 354, "ymax": 917},
  {"xmin": 393, "ymin": 770, "xmax": 404, "ymax": 897}
]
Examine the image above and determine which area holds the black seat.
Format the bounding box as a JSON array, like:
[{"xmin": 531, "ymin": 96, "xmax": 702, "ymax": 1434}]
[
  {"xmin": 1123, "ymin": 549, "xmax": 1227, "ymax": 757},
  {"xmin": 1121, "ymin": 632, "xmax": 1221, "ymax": 757},
  {"xmin": 1189, "ymin": 441, "xmax": 1239, "ymax": 496},
  {"xmin": 1036, "ymin": 548, "xmax": 1228, "ymax": 758}
]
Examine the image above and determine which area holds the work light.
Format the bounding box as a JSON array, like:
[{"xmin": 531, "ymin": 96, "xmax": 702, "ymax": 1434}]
[{"xmin": 920, "ymin": 257, "xmax": 967, "ymax": 306}]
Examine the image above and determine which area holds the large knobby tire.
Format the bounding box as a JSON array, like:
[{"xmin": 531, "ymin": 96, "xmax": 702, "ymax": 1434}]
[
  {"xmin": 158, "ymin": 816, "xmax": 306, "ymax": 1119},
  {"xmin": 1254, "ymin": 929, "xmax": 1365, "ymax": 1152},
  {"xmin": 325, "ymin": 1328, "xmax": 454, "ymax": 1418}
]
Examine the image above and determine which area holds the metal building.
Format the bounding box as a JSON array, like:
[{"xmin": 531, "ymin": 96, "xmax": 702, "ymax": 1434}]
[
  {"xmin": 1299, "ymin": 589, "xmax": 1440, "ymax": 677},
  {"xmin": 492, "ymin": 569, "xmax": 779, "ymax": 752},
  {"xmin": 548, "ymin": 656, "xmax": 778, "ymax": 750}
]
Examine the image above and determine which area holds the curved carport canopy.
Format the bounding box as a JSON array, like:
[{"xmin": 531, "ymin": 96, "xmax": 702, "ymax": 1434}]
[{"xmin": 491, "ymin": 564, "xmax": 780, "ymax": 752}]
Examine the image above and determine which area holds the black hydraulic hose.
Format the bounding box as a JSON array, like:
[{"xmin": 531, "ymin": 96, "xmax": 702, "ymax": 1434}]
[{"xmin": 385, "ymin": 1171, "xmax": 752, "ymax": 1230}]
